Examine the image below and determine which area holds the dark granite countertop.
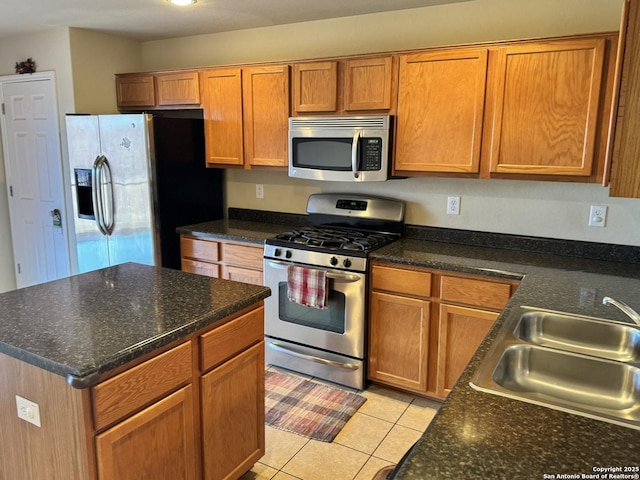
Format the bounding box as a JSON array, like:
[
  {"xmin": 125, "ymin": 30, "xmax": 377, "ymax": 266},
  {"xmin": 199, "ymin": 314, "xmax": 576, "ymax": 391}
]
[
  {"xmin": 182, "ymin": 215, "xmax": 640, "ymax": 477},
  {"xmin": 373, "ymin": 239, "xmax": 640, "ymax": 478},
  {"xmin": 177, "ymin": 218, "xmax": 287, "ymax": 245},
  {"xmin": 0, "ymin": 262, "xmax": 270, "ymax": 388}
]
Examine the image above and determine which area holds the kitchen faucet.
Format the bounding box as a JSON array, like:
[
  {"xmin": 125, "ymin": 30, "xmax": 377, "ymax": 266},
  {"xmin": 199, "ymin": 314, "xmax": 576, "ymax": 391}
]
[{"xmin": 602, "ymin": 296, "xmax": 640, "ymax": 326}]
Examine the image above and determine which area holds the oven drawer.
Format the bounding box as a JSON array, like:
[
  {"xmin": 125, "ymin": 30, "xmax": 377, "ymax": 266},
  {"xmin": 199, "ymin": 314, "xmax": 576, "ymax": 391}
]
[{"xmin": 371, "ymin": 265, "xmax": 432, "ymax": 298}]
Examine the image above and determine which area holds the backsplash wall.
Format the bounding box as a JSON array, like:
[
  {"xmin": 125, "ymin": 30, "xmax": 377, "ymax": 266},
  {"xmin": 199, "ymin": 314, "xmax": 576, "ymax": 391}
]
[{"xmin": 226, "ymin": 170, "xmax": 640, "ymax": 247}]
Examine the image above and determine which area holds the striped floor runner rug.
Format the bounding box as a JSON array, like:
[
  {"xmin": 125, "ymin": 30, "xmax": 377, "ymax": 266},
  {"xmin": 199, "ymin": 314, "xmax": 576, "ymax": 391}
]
[{"xmin": 264, "ymin": 370, "xmax": 367, "ymax": 442}]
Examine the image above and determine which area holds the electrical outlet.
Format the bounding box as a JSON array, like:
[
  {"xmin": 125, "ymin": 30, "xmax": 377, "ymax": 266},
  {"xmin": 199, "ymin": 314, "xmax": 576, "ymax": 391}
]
[
  {"xmin": 16, "ymin": 395, "xmax": 41, "ymax": 427},
  {"xmin": 256, "ymin": 184, "xmax": 264, "ymax": 199},
  {"xmin": 447, "ymin": 196, "xmax": 460, "ymax": 215},
  {"xmin": 588, "ymin": 205, "xmax": 607, "ymax": 227}
]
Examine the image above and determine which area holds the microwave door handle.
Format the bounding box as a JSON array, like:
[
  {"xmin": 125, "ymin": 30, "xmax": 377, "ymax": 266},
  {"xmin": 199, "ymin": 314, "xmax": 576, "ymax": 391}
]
[{"xmin": 351, "ymin": 130, "xmax": 361, "ymax": 179}]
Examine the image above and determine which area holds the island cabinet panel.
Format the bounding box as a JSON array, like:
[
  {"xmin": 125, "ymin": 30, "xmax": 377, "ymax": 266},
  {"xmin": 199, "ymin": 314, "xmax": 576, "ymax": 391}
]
[
  {"xmin": 181, "ymin": 235, "xmax": 264, "ymax": 286},
  {"xmin": 0, "ymin": 352, "xmax": 94, "ymax": 480},
  {"xmin": 394, "ymin": 48, "xmax": 488, "ymax": 174},
  {"xmin": 368, "ymin": 262, "xmax": 518, "ymax": 399},
  {"xmin": 92, "ymin": 341, "xmax": 192, "ymax": 431},
  {"xmin": 95, "ymin": 386, "xmax": 197, "ymax": 480},
  {"xmin": 483, "ymin": 38, "xmax": 606, "ymax": 177},
  {"xmin": 201, "ymin": 342, "xmax": 265, "ymax": 480}
]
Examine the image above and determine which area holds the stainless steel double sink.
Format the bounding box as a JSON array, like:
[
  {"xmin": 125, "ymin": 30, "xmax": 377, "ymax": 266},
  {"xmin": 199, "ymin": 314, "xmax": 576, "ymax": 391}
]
[{"xmin": 470, "ymin": 307, "xmax": 640, "ymax": 429}]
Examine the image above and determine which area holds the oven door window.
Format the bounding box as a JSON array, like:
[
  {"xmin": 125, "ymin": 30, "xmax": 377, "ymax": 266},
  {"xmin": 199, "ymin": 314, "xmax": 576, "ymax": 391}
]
[{"xmin": 278, "ymin": 282, "xmax": 346, "ymax": 333}]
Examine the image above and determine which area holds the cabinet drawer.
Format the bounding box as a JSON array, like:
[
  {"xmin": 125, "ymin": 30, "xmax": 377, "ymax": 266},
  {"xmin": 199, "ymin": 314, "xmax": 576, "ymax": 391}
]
[
  {"xmin": 440, "ymin": 276, "xmax": 512, "ymax": 310},
  {"xmin": 222, "ymin": 243, "xmax": 263, "ymax": 269},
  {"xmin": 92, "ymin": 342, "xmax": 192, "ymax": 431},
  {"xmin": 181, "ymin": 237, "xmax": 219, "ymax": 262},
  {"xmin": 200, "ymin": 306, "xmax": 264, "ymax": 372},
  {"xmin": 182, "ymin": 258, "xmax": 220, "ymax": 278},
  {"xmin": 371, "ymin": 265, "xmax": 431, "ymax": 298}
]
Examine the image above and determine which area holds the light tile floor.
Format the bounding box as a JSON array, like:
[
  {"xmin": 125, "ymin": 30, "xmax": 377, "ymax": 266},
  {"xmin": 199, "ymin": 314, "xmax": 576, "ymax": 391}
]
[{"xmin": 240, "ymin": 367, "xmax": 440, "ymax": 480}]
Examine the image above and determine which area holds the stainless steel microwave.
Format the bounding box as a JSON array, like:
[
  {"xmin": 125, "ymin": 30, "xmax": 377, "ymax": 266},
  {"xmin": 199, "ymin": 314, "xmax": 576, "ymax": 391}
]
[{"xmin": 288, "ymin": 115, "xmax": 392, "ymax": 182}]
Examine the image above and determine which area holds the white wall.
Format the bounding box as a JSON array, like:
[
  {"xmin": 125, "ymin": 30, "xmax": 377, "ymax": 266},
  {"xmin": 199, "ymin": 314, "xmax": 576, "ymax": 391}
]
[{"xmin": 142, "ymin": 0, "xmax": 640, "ymax": 247}]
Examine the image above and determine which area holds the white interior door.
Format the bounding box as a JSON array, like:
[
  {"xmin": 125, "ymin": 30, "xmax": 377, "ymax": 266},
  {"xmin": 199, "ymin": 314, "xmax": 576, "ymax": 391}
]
[{"xmin": 1, "ymin": 73, "xmax": 70, "ymax": 288}]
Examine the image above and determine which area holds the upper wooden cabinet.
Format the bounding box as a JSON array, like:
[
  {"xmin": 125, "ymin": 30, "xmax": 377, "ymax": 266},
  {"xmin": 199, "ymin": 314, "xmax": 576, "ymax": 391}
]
[
  {"xmin": 116, "ymin": 71, "xmax": 200, "ymax": 110},
  {"xmin": 609, "ymin": 0, "xmax": 640, "ymax": 198},
  {"xmin": 292, "ymin": 55, "xmax": 396, "ymax": 115},
  {"xmin": 483, "ymin": 38, "xmax": 606, "ymax": 177},
  {"xmin": 394, "ymin": 48, "xmax": 488, "ymax": 174},
  {"xmin": 200, "ymin": 65, "xmax": 290, "ymax": 169}
]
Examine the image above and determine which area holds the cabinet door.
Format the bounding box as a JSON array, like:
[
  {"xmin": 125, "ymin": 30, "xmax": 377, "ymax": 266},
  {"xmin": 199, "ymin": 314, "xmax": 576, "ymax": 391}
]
[
  {"xmin": 343, "ymin": 56, "xmax": 394, "ymax": 111},
  {"xmin": 116, "ymin": 75, "xmax": 156, "ymax": 108},
  {"xmin": 293, "ymin": 61, "xmax": 338, "ymax": 113},
  {"xmin": 368, "ymin": 291, "xmax": 430, "ymax": 392},
  {"xmin": 201, "ymin": 342, "xmax": 265, "ymax": 480},
  {"xmin": 96, "ymin": 386, "xmax": 197, "ymax": 480},
  {"xmin": 243, "ymin": 65, "xmax": 290, "ymax": 167},
  {"xmin": 201, "ymin": 68, "xmax": 244, "ymax": 167},
  {"xmin": 156, "ymin": 71, "xmax": 200, "ymax": 106},
  {"xmin": 610, "ymin": 0, "xmax": 640, "ymax": 197},
  {"xmin": 485, "ymin": 38, "xmax": 605, "ymax": 176},
  {"xmin": 394, "ymin": 48, "xmax": 488, "ymax": 174},
  {"xmin": 436, "ymin": 304, "xmax": 498, "ymax": 398}
]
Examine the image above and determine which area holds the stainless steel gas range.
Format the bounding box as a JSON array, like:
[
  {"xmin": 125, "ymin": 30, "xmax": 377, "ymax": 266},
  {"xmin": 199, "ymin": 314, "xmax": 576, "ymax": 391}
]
[{"xmin": 263, "ymin": 194, "xmax": 405, "ymax": 389}]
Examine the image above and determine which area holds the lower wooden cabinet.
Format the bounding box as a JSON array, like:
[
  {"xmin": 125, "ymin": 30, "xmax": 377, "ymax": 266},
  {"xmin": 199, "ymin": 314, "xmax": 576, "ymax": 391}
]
[
  {"xmin": 369, "ymin": 292, "xmax": 430, "ymax": 392},
  {"xmin": 201, "ymin": 342, "xmax": 265, "ymax": 480},
  {"xmin": 368, "ymin": 262, "xmax": 518, "ymax": 399},
  {"xmin": 96, "ymin": 386, "xmax": 197, "ymax": 480},
  {"xmin": 435, "ymin": 304, "xmax": 498, "ymax": 397},
  {"xmin": 181, "ymin": 235, "xmax": 264, "ymax": 285}
]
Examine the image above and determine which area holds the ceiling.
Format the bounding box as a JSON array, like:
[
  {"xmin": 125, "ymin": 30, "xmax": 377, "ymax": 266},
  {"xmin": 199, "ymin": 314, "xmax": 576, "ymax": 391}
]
[{"xmin": 0, "ymin": 0, "xmax": 472, "ymax": 42}]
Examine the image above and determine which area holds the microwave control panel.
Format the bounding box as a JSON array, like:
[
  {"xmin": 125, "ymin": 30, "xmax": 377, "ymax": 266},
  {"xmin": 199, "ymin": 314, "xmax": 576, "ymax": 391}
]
[{"xmin": 361, "ymin": 138, "xmax": 382, "ymax": 171}]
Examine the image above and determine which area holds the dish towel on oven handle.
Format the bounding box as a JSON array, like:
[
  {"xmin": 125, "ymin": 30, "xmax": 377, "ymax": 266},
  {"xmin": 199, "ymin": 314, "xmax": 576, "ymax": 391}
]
[{"xmin": 287, "ymin": 265, "xmax": 328, "ymax": 310}]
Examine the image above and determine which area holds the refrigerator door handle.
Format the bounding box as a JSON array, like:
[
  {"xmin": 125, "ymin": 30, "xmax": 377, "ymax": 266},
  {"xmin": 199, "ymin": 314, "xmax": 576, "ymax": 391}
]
[
  {"xmin": 92, "ymin": 155, "xmax": 114, "ymax": 236},
  {"xmin": 100, "ymin": 157, "xmax": 115, "ymax": 235}
]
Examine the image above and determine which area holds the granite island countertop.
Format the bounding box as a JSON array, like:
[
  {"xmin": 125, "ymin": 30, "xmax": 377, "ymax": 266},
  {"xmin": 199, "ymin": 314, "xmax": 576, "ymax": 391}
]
[
  {"xmin": 181, "ymin": 217, "xmax": 640, "ymax": 478},
  {"xmin": 0, "ymin": 262, "xmax": 270, "ymax": 388}
]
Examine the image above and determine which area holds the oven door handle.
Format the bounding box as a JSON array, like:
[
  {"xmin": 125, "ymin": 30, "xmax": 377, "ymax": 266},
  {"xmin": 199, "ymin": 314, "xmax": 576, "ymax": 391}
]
[
  {"xmin": 265, "ymin": 260, "xmax": 362, "ymax": 283},
  {"xmin": 267, "ymin": 341, "xmax": 360, "ymax": 370}
]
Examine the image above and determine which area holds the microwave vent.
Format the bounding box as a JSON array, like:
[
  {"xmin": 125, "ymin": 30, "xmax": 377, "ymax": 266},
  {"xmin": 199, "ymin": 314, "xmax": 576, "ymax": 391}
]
[{"xmin": 289, "ymin": 116, "xmax": 389, "ymax": 130}]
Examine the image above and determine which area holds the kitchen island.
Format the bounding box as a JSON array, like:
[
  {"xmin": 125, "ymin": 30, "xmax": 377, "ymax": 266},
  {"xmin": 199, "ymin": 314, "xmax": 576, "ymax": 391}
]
[{"xmin": 0, "ymin": 262, "xmax": 271, "ymax": 480}]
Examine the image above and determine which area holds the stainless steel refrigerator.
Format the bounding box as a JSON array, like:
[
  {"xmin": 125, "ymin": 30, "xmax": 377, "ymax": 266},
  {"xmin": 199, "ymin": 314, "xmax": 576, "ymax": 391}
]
[{"xmin": 66, "ymin": 113, "xmax": 223, "ymax": 274}]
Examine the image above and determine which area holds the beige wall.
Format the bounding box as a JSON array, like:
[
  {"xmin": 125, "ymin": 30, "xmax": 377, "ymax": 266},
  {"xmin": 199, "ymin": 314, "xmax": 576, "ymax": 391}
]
[
  {"xmin": 0, "ymin": 27, "xmax": 75, "ymax": 293},
  {"xmin": 69, "ymin": 28, "xmax": 142, "ymax": 114},
  {"xmin": 141, "ymin": 0, "xmax": 639, "ymax": 247},
  {"xmin": 0, "ymin": 27, "xmax": 142, "ymax": 292}
]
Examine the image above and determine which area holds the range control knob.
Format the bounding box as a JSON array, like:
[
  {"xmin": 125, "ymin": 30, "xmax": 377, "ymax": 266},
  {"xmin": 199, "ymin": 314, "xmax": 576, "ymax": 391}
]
[
  {"xmin": 285, "ymin": 250, "xmax": 293, "ymax": 259},
  {"xmin": 274, "ymin": 248, "xmax": 282, "ymax": 257},
  {"xmin": 343, "ymin": 258, "xmax": 352, "ymax": 268},
  {"xmin": 330, "ymin": 256, "xmax": 339, "ymax": 266}
]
